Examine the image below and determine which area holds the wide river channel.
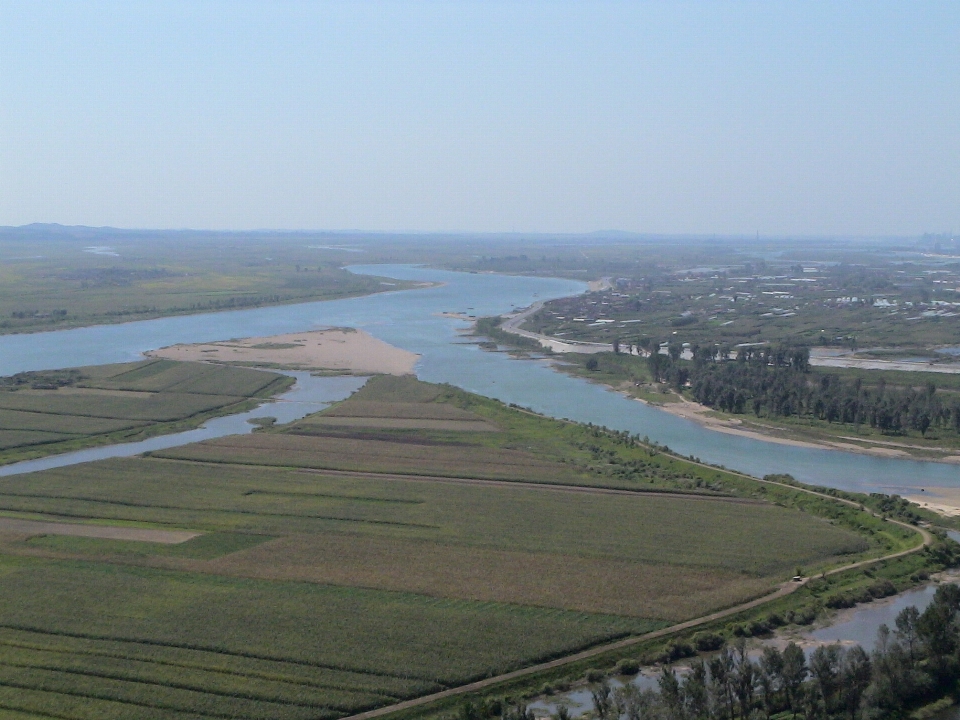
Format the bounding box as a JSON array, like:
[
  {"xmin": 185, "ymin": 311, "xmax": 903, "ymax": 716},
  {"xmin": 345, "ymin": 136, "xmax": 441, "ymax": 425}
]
[{"xmin": 1, "ymin": 263, "xmax": 958, "ymax": 495}]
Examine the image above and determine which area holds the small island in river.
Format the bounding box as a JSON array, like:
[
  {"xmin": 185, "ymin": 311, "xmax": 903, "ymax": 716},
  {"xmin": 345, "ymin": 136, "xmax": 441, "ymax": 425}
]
[{"xmin": 146, "ymin": 327, "xmax": 420, "ymax": 375}]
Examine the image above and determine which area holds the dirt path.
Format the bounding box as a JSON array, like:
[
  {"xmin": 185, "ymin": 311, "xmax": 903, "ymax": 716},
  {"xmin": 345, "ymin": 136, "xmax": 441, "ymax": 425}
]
[{"xmin": 338, "ymin": 460, "xmax": 932, "ymax": 720}]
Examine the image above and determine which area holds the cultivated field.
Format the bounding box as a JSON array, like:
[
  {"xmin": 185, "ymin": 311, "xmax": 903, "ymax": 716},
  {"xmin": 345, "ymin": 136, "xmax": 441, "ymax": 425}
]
[
  {"xmin": 0, "ymin": 359, "xmax": 291, "ymax": 464},
  {"xmin": 0, "ymin": 229, "xmax": 417, "ymax": 334},
  {"xmin": 0, "ymin": 373, "xmax": 899, "ymax": 718}
]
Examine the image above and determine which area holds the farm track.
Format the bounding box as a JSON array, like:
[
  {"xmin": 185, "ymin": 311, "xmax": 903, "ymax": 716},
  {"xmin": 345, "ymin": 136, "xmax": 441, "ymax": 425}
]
[{"xmin": 341, "ymin": 468, "xmax": 934, "ymax": 720}]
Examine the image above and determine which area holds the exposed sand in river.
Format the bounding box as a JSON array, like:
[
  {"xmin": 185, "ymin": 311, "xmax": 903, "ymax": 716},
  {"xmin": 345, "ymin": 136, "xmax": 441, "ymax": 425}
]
[
  {"xmin": 902, "ymin": 487, "xmax": 960, "ymax": 517},
  {"xmin": 642, "ymin": 395, "xmax": 909, "ymax": 456},
  {"xmin": 147, "ymin": 328, "xmax": 419, "ymax": 375}
]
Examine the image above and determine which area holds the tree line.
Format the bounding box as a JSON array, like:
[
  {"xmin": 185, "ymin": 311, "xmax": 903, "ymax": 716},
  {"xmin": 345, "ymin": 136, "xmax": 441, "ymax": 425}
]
[
  {"xmin": 640, "ymin": 342, "xmax": 960, "ymax": 436},
  {"xmin": 474, "ymin": 584, "xmax": 960, "ymax": 720}
]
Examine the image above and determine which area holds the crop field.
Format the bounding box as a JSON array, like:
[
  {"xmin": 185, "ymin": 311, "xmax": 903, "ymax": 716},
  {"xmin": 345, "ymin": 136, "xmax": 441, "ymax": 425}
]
[
  {"xmin": 0, "ymin": 360, "xmax": 290, "ymax": 463},
  {"xmin": 0, "ymin": 374, "xmax": 895, "ymax": 718},
  {"xmin": 0, "ymin": 556, "xmax": 657, "ymax": 719},
  {"xmin": 0, "ymin": 391, "xmax": 245, "ymax": 421},
  {"xmin": 0, "ymin": 457, "xmax": 866, "ymax": 573},
  {"xmin": 311, "ymin": 395, "xmax": 499, "ymax": 431},
  {"xmin": 154, "ymin": 433, "xmax": 597, "ymax": 483}
]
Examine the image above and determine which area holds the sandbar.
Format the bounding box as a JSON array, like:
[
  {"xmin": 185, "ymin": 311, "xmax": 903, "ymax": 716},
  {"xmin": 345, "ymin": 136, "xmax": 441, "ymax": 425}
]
[
  {"xmin": 902, "ymin": 487, "xmax": 960, "ymax": 517},
  {"xmin": 627, "ymin": 392, "xmax": 960, "ymax": 464},
  {"xmin": 147, "ymin": 328, "xmax": 419, "ymax": 376}
]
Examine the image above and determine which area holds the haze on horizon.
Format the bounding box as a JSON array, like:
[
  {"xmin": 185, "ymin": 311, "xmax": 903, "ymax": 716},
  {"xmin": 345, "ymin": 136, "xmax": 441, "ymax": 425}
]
[{"xmin": 1, "ymin": 1, "xmax": 957, "ymax": 238}]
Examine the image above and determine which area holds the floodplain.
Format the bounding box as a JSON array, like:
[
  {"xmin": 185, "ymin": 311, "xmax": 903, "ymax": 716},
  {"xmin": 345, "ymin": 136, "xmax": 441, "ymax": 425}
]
[{"xmin": 0, "ymin": 372, "xmax": 915, "ymax": 719}]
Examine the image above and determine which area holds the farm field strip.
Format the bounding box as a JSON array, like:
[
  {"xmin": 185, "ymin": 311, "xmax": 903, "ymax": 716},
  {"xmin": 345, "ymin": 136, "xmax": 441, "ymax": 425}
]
[
  {"xmin": 0, "ymin": 457, "xmax": 867, "ymax": 573},
  {"xmin": 320, "ymin": 402, "xmax": 485, "ymax": 420},
  {"xmin": 0, "ymin": 518, "xmax": 200, "ymax": 544},
  {"xmin": 0, "ymin": 492, "xmax": 440, "ymax": 531},
  {"xmin": 0, "ymin": 360, "xmax": 291, "ymax": 462},
  {"xmin": 0, "ymin": 391, "xmax": 246, "ymax": 422},
  {"xmin": 304, "ymin": 417, "xmax": 498, "ymax": 431},
  {"xmin": 290, "ymin": 468, "xmax": 754, "ymax": 502},
  {"xmin": 207, "ymin": 532, "xmax": 778, "ymax": 619},
  {"xmin": 0, "ymin": 637, "xmax": 412, "ymax": 699},
  {"xmin": 151, "ymin": 434, "xmax": 599, "ymax": 485},
  {"xmin": 0, "ymin": 626, "xmax": 430, "ymax": 689},
  {"xmin": 145, "ymin": 456, "xmax": 754, "ymax": 504},
  {"xmin": 0, "ymin": 409, "xmax": 149, "ymax": 435}
]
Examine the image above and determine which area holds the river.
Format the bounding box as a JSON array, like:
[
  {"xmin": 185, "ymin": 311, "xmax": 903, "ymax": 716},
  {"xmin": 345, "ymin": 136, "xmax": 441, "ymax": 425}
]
[{"xmin": 1, "ymin": 263, "xmax": 958, "ymax": 496}]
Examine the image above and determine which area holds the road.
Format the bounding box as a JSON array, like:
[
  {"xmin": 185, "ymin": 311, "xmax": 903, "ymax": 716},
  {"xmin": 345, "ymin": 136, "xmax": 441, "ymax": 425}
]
[{"xmin": 500, "ymin": 301, "xmax": 613, "ymax": 354}]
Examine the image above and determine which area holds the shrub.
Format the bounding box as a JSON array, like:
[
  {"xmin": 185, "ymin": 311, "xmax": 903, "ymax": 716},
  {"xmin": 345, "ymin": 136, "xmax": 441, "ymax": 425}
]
[
  {"xmin": 657, "ymin": 641, "xmax": 695, "ymax": 663},
  {"xmin": 786, "ymin": 606, "xmax": 817, "ymax": 625},
  {"xmin": 693, "ymin": 631, "xmax": 725, "ymax": 651},
  {"xmin": 869, "ymin": 579, "xmax": 897, "ymax": 598},
  {"xmin": 764, "ymin": 612, "xmax": 785, "ymax": 628},
  {"xmin": 584, "ymin": 668, "xmax": 605, "ymax": 683},
  {"xmin": 615, "ymin": 658, "xmax": 640, "ymax": 676}
]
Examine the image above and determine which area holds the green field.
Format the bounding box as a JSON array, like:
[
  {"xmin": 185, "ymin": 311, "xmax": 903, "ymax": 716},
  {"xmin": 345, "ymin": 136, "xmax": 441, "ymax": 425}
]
[
  {"xmin": 0, "ymin": 230, "xmax": 419, "ymax": 335},
  {"xmin": 0, "ymin": 359, "xmax": 291, "ymax": 465},
  {"xmin": 0, "ymin": 374, "xmax": 915, "ymax": 719}
]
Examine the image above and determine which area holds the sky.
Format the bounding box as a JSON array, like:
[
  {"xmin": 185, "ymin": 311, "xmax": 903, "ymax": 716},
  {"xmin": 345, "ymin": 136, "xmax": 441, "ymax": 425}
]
[{"xmin": 0, "ymin": 1, "xmax": 958, "ymax": 237}]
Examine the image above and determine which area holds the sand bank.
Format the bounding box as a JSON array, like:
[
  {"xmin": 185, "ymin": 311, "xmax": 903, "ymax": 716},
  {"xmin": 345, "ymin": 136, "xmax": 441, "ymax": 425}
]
[
  {"xmin": 902, "ymin": 487, "xmax": 960, "ymax": 517},
  {"xmin": 147, "ymin": 328, "xmax": 419, "ymax": 375},
  {"xmin": 634, "ymin": 394, "xmax": 960, "ymax": 463}
]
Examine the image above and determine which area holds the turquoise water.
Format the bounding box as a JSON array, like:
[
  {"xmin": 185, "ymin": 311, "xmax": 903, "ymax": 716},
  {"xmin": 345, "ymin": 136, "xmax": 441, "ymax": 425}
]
[{"xmin": 1, "ymin": 263, "xmax": 958, "ymax": 495}]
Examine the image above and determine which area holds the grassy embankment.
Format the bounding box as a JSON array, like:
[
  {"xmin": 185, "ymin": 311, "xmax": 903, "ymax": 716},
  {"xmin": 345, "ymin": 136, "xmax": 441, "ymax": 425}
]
[
  {"xmin": 0, "ymin": 359, "xmax": 293, "ymax": 465},
  {"xmin": 0, "ymin": 374, "xmax": 941, "ymax": 718}
]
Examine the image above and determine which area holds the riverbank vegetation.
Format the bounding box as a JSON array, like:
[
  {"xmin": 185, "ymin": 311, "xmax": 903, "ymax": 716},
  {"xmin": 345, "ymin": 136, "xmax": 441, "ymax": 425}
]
[
  {"xmin": 0, "ymin": 359, "xmax": 292, "ymax": 465},
  {"xmin": 0, "ymin": 374, "xmax": 931, "ymax": 717},
  {"xmin": 548, "ymin": 348, "xmax": 960, "ymax": 460},
  {"xmin": 550, "ymin": 582, "xmax": 960, "ymax": 720}
]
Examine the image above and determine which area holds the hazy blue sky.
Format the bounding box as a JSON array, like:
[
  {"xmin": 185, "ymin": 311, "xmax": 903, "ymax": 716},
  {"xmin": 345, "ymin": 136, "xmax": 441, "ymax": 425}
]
[{"xmin": 1, "ymin": 1, "xmax": 957, "ymax": 236}]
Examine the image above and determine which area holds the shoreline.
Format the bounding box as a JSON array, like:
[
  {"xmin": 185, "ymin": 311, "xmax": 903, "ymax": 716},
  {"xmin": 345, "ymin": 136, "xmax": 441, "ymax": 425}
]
[
  {"xmin": 541, "ymin": 357, "xmax": 960, "ymax": 467},
  {"xmin": 648, "ymin": 393, "xmax": 960, "ymax": 465}
]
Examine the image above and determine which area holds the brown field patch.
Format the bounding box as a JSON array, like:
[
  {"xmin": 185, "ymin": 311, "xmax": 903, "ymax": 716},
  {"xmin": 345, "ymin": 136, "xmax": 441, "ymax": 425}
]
[
  {"xmin": 322, "ymin": 401, "xmax": 485, "ymax": 421},
  {"xmin": 24, "ymin": 387, "xmax": 155, "ymax": 399},
  {"xmin": 304, "ymin": 417, "xmax": 498, "ymax": 431},
  {"xmin": 0, "ymin": 518, "xmax": 199, "ymax": 544},
  {"xmin": 205, "ymin": 533, "xmax": 772, "ymax": 620}
]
